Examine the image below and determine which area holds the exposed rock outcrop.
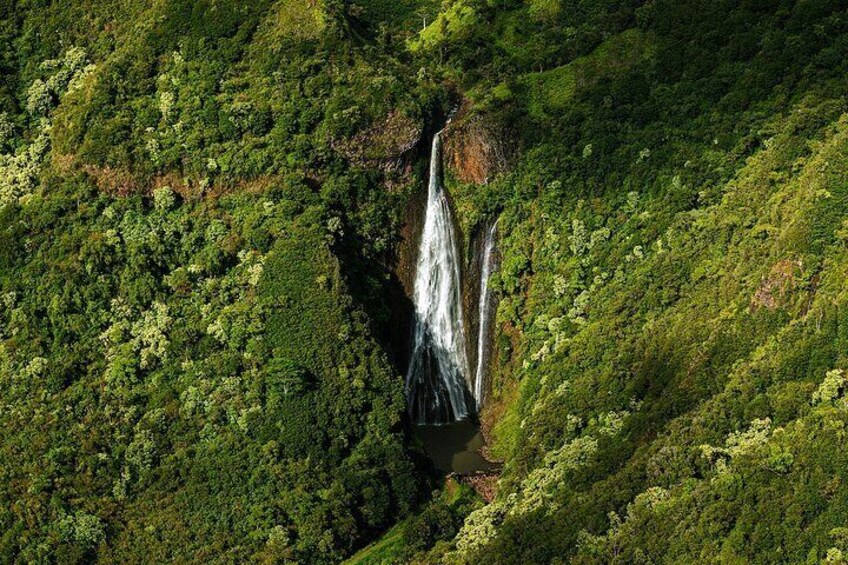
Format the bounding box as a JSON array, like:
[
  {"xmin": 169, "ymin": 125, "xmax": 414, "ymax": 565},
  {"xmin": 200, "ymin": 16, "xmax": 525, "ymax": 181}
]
[
  {"xmin": 450, "ymin": 471, "xmax": 500, "ymax": 502},
  {"xmin": 443, "ymin": 104, "xmax": 511, "ymax": 185},
  {"xmin": 332, "ymin": 109, "xmax": 423, "ymax": 189}
]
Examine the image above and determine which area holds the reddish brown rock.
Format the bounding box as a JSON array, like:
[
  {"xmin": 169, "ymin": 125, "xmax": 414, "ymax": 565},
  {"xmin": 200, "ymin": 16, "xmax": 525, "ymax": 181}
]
[
  {"xmin": 442, "ymin": 104, "xmax": 511, "ymax": 185},
  {"xmin": 452, "ymin": 471, "xmax": 500, "ymax": 503}
]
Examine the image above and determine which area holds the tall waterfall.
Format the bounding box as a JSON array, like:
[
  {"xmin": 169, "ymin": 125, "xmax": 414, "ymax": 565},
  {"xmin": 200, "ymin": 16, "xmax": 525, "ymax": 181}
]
[
  {"xmin": 406, "ymin": 130, "xmax": 472, "ymax": 424},
  {"xmin": 473, "ymin": 222, "xmax": 497, "ymax": 408}
]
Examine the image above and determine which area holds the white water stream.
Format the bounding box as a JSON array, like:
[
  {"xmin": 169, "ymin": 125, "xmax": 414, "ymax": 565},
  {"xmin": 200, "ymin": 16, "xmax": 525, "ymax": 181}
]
[
  {"xmin": 405, "ymin": 130, "xmax": 472, "ymax": 424},
  {"xmin": 473, "ymin": 222, "xmax": 497, "ymax": 408}
]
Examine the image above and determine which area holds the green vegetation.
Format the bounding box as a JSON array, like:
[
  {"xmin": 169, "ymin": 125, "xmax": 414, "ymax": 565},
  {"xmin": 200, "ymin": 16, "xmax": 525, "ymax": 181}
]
[
  {"xmin": 0, "ymin": 2, "xmax": 436, "ymax": 563},
  {"xmin": 4, "ymin": 0, "xmax": 848, "ymax": 563},
  {"xmin": 406, "ymin": 0, "xmax": 848, "ymax": 563},
  {"xmin": 344, "ymin": 480, "xmax": 479, "ymax": 565},
  {"xmin": 0, "ymin": 172, "xmax": 425, "ymax": 562}
]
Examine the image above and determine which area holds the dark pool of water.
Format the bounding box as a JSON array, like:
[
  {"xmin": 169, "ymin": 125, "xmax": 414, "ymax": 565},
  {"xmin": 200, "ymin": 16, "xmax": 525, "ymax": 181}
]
[{"xmin": 414, "ymin": 420, "xmax": 498, "ymax": 474}]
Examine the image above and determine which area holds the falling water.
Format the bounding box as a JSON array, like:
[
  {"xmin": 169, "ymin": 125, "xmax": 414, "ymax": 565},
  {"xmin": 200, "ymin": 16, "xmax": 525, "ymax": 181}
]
[
  {"xmin": 406, "ymin": 130, "xmax": 472, "ymax": 424},
  {"xmin": 473, "ymin": 222, "xmax": 497, "ymax": 408}
]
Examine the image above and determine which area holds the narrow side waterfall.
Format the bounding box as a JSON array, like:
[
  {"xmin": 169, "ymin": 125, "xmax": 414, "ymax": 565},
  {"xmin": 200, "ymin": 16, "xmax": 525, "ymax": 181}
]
[
  {"xmin": 406, "ymin": 131, "xmax": 472, "ymax": 424},
  {"xmin": 473, "ymin": 222, "xmax": 497, "ymax": 408}
]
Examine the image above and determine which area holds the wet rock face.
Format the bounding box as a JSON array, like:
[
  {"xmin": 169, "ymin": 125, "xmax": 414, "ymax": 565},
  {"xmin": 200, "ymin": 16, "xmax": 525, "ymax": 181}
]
[{"xmin": 443, "ymin": 108, "xmax": 511, "ymax": 185}]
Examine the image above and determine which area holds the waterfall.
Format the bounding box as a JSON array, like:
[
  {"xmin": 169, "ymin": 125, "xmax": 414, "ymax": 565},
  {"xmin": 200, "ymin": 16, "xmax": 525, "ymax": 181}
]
[
  {"xmin": 406, "ymin": 130, "xmax": 472, "ymax": 424},
  {"xmin": 473, "ymin": 222, "xmax": 497, "ymax": 408}
]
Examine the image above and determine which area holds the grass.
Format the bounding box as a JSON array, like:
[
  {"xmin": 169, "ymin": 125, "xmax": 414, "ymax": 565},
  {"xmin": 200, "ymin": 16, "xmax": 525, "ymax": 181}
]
[{"xmin": 342, "ymin": 521, "xmax": 408, "ymax": 565}]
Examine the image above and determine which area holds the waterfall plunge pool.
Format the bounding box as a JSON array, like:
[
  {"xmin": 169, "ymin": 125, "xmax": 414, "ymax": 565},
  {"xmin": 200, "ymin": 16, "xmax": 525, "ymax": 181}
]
[{"xmin": 413, "ymin": 420, "xmax": 497, "ymax": 474}]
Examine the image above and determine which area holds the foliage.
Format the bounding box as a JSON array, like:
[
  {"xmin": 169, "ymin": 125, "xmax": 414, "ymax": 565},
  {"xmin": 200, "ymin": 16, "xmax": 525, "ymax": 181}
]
[
  {"xmin": 0, "ymin": 2, "xmax": 437, "ymax": 561},
  {"xmin": 5, "ymin": 0, "xmax": 848, "ymax": 563},
  {"xmin": 408, "ymin": 1, "xmax": 848, "ymax": 563}
]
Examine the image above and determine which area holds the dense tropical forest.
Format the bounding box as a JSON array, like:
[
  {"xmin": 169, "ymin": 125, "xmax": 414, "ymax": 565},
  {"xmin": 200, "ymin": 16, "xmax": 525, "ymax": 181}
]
[{"xmin": 2, "ymin": 0, "xmax": 848, "ymax": 563}]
